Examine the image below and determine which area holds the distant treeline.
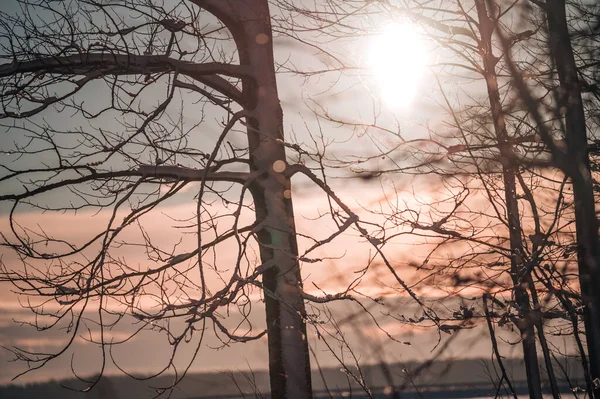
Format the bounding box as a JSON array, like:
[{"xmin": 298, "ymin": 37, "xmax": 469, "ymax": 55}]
[{"xmin": 0, "ymin": 357, "xmax": 586, "ymax": 399}]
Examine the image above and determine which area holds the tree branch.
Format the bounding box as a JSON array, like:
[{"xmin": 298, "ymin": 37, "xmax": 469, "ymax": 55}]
[
  {"xmin": 1, "ymin": 166, "xmax": 250, "ymax": 201},
  {"xmin": 0, "ymin": 54, "xmax": 246, "ymax": 105},
  {"xmin": 0, "ymin": 54, "xmax": 252, "ymax": 80}
]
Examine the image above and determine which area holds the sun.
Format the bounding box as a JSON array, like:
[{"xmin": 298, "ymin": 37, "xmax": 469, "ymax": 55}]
[{"xmin": 368, "ymin": 23, "xmax": 429, "ymax": 108}]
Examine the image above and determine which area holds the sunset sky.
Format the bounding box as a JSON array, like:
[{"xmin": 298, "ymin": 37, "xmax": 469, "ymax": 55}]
[{"xmin": 0, "ymin": 0, "xmax": 584, "ymax": 391}]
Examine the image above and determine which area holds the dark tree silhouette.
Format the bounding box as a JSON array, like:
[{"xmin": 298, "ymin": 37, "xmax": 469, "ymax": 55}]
[
  {"xmin": 0, "ymin": 1, "xmax": 381, "ymax": 397},
  {"xmin": 3, "ymin": 0, "xmax": 600, "ymax": 398},
  {"xmin": 277, "ymin": 1, "xmax": 600, "ymax": 398}
]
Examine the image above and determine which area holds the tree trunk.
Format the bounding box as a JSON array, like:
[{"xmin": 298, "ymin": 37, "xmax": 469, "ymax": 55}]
[
  {"xmin": 546, "ymin": 0, "xmax": 600, "ymax": 396},
  {"xmin": 474, "ymin": 1, "xmax": 543, "ymax": 398},
  {"xmin": 529, "ymin": 277, "xmax": 561, "ymax": 399},
  {"xmin": 198, "ymin": 1, "xmax": 313, "ymax": 398}
]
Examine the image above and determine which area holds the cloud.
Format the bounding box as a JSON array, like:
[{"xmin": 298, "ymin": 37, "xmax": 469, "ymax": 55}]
[{"xmin": 0, "ymin": 178, "xmax": 517, "ymax": 385}]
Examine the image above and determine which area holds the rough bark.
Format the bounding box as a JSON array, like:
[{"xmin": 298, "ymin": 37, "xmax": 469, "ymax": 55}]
[
  {"xmin": 197, "ymin": 1, "xmax": 313, "ymax": 397},
  {"xmin": 474, "ymin": 1, "xmax": 543, "ymax": 398},
  {"xmin": 546, "ymin": 0, "xmax": 600, "ymax": 396}
]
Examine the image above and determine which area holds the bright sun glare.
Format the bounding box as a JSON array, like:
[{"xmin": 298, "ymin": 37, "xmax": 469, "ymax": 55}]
[{"xmin": 369, "ymin": 23, "xmax": 429, "ymax": 109}]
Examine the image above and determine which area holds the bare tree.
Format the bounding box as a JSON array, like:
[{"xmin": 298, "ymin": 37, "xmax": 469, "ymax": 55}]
[
  {"xmin": 4, "ymin": 0, "xmax": 599, "ymax": 398},
  {"xmin": 277, "ymin": 1, "xmax": 600, "ymax": 398},
  {"xmin": 545, "ymin": 0, "xmax": 600, "ymax": 394},
  {"xmin": 484, "ymin": 0, "xmax": 600, "ymax": 395},
  {"xmin": 0, "ymin": 1, "xmax": 366, "ymax": 397}
]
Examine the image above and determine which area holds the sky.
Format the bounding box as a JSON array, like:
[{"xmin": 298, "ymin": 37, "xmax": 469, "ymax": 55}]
[{"xmin": 0, "ymin": 0, "xmax": 584, "ymax": 390}]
